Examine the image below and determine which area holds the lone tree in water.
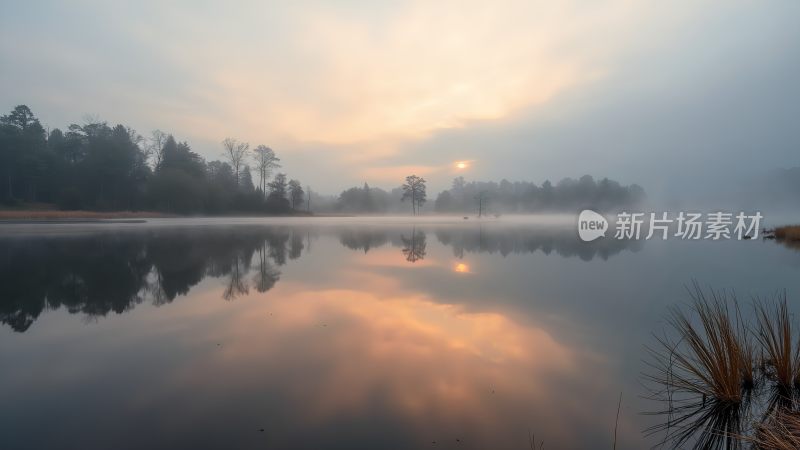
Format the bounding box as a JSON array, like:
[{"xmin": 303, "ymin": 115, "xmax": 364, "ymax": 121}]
[
  {"xmin": 221, "ymin": 137, "xmax": 249, "ymax": 187},
  {"xmin": 401, "ymin": 175, "xmax": 427, "ymax": 215},
  {"xmin": 252, "ymin": 145, "xmax": 280, "ymax": 198},
  {"xmin": 288, "ymin": 179, "xmax": 304, "ymax": 209}
]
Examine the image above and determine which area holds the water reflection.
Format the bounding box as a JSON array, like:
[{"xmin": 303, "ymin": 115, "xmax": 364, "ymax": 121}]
[
  {"xmin": 0, "ymin": 224, "xmax": 641, "ymax": 333},
  {"xmin": 178, "ymin": 284, "xmax": 603, "ymax": 449},
  {"xmin": 434, "ymin": 226, "xmax": 642, "ymax": 260},
  {"xmin": 253, "ymin": 241, "xmax": 281, "ymax": 293},
  {"xmin": 401, "ymin": 228, "xmax": 427, "ymax": 263},
  {"xmin": 0, "ymin": 228, "xmax": 294, "ymax": 331},
  {"xmin": 339, "ymin": 228, "xmax": 390, "ymax": 252},
  {"xmin": 644, "ymin": 393, "xmax": 753, "ymax": 449},
  {"xmin": 645, "ymin": 366, "xmax": 800, "ymax": 450},
  {"xmin": 3, "ymin": 221, "xmax": 799, "ymax": 449},
  {"xmin": 0, "ymin": 223, "xmax": 635, "ymax": 449}
]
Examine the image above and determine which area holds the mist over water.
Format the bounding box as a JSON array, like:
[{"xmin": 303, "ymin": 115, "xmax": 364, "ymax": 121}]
[
  {"xmin": 1, "ymin": 0, "xmax": 798, "ymax": 448},
  {"xmin": 1, "ymin": 217, "xmax": 799, "ymax": 449}
]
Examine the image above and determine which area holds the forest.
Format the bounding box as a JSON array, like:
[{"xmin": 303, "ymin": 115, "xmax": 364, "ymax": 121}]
[
  {"xmin": 1, "ymin": 104, "xmax": 645, "ymax": 216},
  {"xmin": 0, "ymin": 105, "xmax": 305, "ymax": 214}
]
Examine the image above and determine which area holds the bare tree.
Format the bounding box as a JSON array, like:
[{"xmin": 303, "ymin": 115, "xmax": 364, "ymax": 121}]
[
  {"xmin": 475, "ymin": 191, "xmax": 489, "ymax": 217},
  {"xmin": 401, "ymin": 175, "xmax": 427, "ymax": 215},
  {"xmin": 222, "ymin": 137, "xmax": 250, "ymax": 186},
  {"xmin": 126, "ymin": 127, "xmax": 144, "ymax": 147},
  {"xmin": 252, "ymin": 145, "xmax": 281, "ymax": 197},
  {"xmin": 147, "ymin": 129, "xmax": 168, "ymax": 170}
]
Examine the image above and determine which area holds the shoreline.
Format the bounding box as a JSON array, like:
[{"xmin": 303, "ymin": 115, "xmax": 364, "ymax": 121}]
[
  {"xmin": 0, "ymin": 210, "xmax": 174, "ymax": 220},
  {"xmin": 0, "ymin": 209, "xmax": 347, "ymax": 222},
  {"xmin": 0, "ymin": 209, "xmax": 332, "ymax": 223}
]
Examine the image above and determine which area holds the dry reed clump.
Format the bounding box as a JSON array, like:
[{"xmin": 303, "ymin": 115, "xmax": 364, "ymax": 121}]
[
  {"xmin": 774, "ymin": 225, "xmax": 800, "ymax": 242},
  {"xmin": 774, "ymin": 226, "xmax": 800, "ymax": 251},
  {"xmin": 645, "ymin": 283, "xmax": 754, "ymax": 405},
  {"xmin": 754, "ymin": 294, "xmax": 798, "ymax": 392},
  {"xmin": 644, "ymin": 284, "xmax": 800, "ymax": 448},
  {"xmin": 750, "ymin": 410, "xmax": 800, "ymax": 449},
  {"xmin": 643, "ymin": 283, "xmax": 755, "ymax": 448}
]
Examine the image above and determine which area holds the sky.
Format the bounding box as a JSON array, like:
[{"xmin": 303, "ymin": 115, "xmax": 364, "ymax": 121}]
[{"xmin": 1, "ymin": 0, "xmax": 798, "ymax": 197}]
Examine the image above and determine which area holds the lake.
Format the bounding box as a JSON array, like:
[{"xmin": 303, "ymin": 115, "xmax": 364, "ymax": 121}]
[{"xmin": 1, "ymin": 217, "xmax": 799, "ymax": 449}]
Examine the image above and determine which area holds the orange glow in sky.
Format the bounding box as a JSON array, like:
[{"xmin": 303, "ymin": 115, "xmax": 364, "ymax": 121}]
[{"xmin": 454, "ymin": 262, "xmax": 470, "ymax": 273}]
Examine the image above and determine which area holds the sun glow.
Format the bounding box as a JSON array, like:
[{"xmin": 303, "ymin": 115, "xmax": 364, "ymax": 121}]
[
  {"xmin": 456, "ymin": 161, "xmax": 468, "ymax": 170},
  {"xmin": 454, "ymin": 263, "xmax": 470, "ymax": 273}
]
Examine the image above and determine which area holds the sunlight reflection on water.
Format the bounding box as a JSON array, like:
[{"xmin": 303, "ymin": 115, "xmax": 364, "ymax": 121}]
[{"xmin": 1, "ymin": 218, "xmax": 799, "ymax": 449}]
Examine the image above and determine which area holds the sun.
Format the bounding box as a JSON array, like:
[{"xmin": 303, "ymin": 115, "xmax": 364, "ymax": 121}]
[{"xmin": 456, "ymin": 161, "xmax": 468, "ymax": 169}]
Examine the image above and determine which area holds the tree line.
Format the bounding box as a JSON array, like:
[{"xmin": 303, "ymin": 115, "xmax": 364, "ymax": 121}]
[
  {"xmin": 1, "ymin": 104, "xmax": 645, "ymax": 216},
  {"xmin": 434, "ymin": 176, "xmax": 645, "ymax": 213},
  {"xmin": 328, "ymin": 174, "xmax": 644, "ymax": 214},
  {"xmin": 330, "ymin": 175, "xmax": 429, "ymax": 215},
  {"xmin": 0, "ymin": 105, "xmax": 308, "ymax": 214}
]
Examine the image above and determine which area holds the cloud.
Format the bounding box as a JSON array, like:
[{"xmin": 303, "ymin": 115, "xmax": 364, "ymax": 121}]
[
  {"xmin": 2, "ymin": 1, "xmax": 797, "ymax": 195},
  {"xmin": 217, "ymin": 1, "xmax": 637, "ymax": 144},
  {"xmin": 89, "ymin": 0, "xmax": 644, "ymax": 148}
]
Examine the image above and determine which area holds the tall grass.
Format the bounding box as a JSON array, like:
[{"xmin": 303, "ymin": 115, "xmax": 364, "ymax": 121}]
[
  {"xmin": 642, "ymin": 283, "xmax": 800, "ymax": 448},
  {"xmin": 645, "ymin": 283, "xmax": 753, "ymax": 404},
  {"xmin": 754, "ymin": 292, "xmax": 798, "ymax": 392},
  {"xmin": 750, "ymin": 410, "xmax": 800, "ymax": 449},
  {"xmin": 643, "ymin": 283, "xmax": 755, "ymax": 448}
]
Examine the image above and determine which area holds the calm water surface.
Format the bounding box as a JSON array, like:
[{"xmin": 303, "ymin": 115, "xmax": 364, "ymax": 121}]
[{"xmin": 1, "ymin": 217, "xmax": 799, "ymax": 449}]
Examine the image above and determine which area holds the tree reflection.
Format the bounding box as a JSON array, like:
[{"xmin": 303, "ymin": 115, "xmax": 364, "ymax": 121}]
[
  {"xmin": 0, "ymin": 228, "xmax": 293, "ymax": 332},
  {"xmin": 254, "ymin": 242, "xmax": 281, "ymax": 293},
  {"xmin": 334, "ymin": 225, "xmax": 641, "ymax": 261},
  {"xmin": 401, "ymin": 228, "xmax": 427, "ymax": 263},
  {"xmin": 434, "ymin": 226, "xmax": 642, "ymax": 261},
  {"xmin": 0, "ymin": 224, "xmax": 642, "ymax": 332},
  {"xmin": 338, "ymin": 229, "xmax": 390, "ymax": 253},
  {"xmin": 223, "ymin": 254, "xmax": 250, "ymax": 301}
]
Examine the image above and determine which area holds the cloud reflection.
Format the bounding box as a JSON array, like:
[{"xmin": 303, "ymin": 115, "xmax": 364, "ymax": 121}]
[{"xmin": 166, "ymin": 279, "xmax": 608, "ymax": 448}]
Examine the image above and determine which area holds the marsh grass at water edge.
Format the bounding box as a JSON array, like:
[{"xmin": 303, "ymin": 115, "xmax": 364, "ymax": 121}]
[{"xmin": 644, "ymin": 282, "xmax": 800, "ymax": 448}]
